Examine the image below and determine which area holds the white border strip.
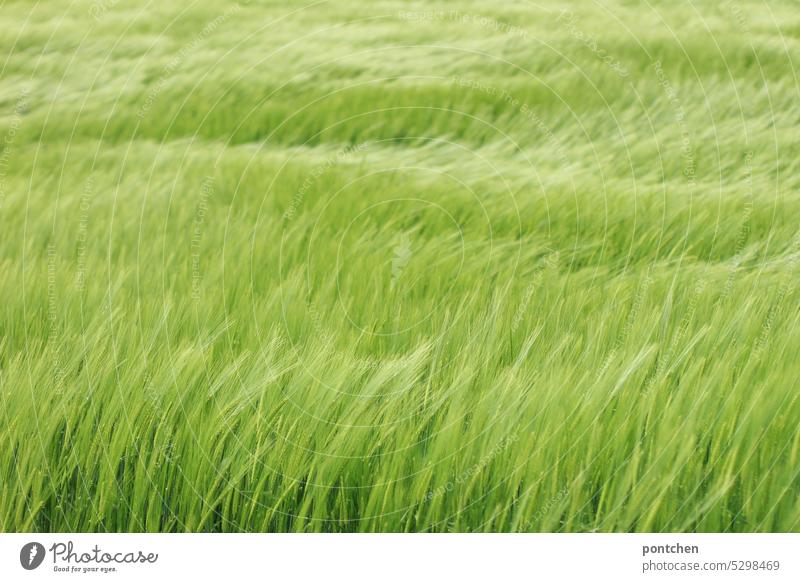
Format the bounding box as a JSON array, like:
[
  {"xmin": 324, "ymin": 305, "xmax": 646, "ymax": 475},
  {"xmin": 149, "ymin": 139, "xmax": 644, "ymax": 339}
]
[{"xmin": 1, "ymin": 533, "xmax": 798, "ymax": 581}]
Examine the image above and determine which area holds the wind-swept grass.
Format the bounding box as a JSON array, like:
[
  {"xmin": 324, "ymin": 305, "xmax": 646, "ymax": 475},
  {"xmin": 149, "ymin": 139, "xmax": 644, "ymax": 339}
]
[{"xmin": 1, "ymin": 0, "xmax": 799, "ymax": 532}]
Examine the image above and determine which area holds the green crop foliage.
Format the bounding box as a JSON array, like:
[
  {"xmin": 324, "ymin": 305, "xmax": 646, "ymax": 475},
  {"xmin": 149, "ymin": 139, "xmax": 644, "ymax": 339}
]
[{"xmin": 1, "ymin": 0, "xmax": 799, "ymax": 532}]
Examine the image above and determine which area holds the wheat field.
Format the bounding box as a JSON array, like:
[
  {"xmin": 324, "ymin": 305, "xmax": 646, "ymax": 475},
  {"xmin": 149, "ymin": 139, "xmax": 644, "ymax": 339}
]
[{"xmin": 1, "ymin": 0, "xmax": 799, "ymax": 532}]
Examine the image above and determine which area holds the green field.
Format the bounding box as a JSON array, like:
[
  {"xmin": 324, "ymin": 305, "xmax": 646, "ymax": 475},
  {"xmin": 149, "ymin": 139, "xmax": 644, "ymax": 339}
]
[{"xmin": 1, "ymin": 0, "xmax": 799, "ymax": 532}]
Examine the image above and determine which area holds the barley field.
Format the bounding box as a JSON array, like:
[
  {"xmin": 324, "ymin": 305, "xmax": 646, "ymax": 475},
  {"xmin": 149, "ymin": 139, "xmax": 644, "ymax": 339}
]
[{"xmin": 1, "ymin": 0, "xmax": 799, "ymax": 532}]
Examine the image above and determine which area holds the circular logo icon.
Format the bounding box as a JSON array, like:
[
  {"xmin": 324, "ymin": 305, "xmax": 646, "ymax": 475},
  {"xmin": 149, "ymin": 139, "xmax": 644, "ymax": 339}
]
[{"xmin": 20, "ymin": 542, "xmax": 46, "ymax": 570}]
